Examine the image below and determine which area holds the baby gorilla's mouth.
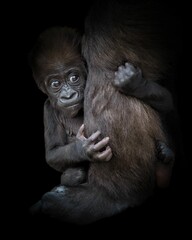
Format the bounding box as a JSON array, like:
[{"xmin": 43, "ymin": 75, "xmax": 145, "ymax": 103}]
[
  {"xmin": 66, "ymin": 103, "xmax": 80, "ymax": 109},
  {"xmin": 63, "ymin": 102, "xmax": 83, "ymax": 118}
]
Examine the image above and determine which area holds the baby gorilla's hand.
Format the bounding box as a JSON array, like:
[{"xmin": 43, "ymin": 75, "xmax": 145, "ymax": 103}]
[
  {"xmin": 114, "ymin": 62, "xmax": 145, "ymax": 92},
  {"xmin": 76, "ymin": 124, "xmax": 112, "ymax": 162}
]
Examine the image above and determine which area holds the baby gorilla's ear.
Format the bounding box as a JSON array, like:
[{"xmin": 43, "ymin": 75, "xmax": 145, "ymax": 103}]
[{"xmin": 37, "ymin": 80, "xmax": 47, "ymax": 94}]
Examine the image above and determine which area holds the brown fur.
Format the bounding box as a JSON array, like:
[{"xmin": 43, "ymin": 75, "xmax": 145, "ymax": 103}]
[
  {"xmin": 84, "ymin": 69, "xmax": 166, "ymax": 204},
  {"xmin": 82, "ymin": 0, "xmax": 176, "ymax": 204}
]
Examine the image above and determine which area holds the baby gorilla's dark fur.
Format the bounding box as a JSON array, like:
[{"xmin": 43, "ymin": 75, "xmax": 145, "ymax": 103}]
[{"xmin": 29, "ymin": 27, "xmax": 113, "ymax": 188}]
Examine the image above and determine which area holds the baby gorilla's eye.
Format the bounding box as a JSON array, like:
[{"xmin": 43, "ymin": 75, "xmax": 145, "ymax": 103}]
[
  {"xmin": 69, "ymin": 74, "xmax": 79, "ymax": 84},
  {"xmin": 50, "ymin": 80, "xmax": 61, "ymax": 88}
]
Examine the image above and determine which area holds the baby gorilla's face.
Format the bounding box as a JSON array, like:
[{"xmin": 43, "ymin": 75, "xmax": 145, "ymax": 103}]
[{"xmin": 44, "ymin": 64, "xmax": 86, "ymax": 117}]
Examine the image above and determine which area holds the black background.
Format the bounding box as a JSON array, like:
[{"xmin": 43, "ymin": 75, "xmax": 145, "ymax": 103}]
[{"xmin": 7, "ymin": 0, "xmax": 189, "ymax": 237}]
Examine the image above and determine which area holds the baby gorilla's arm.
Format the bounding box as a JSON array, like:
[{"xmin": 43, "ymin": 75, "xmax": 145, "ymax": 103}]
[{"xmin": 113, "ymin": 62, "xmax": 173, "ymax": 112}]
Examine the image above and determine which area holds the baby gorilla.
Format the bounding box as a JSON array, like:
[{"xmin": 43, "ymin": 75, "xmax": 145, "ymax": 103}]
[
  {"xmin": 29, "ymin": 27, "xmax": 174, "ymax": 189},
  {"xmin": 29, "ymin": 27, "xmax": 113, "ymax": 187}
]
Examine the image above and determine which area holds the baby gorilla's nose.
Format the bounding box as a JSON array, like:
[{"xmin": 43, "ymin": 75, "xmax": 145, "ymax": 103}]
[{"xmin": 60, "ymin": 91, "xmax": 76, "ymax": 102}]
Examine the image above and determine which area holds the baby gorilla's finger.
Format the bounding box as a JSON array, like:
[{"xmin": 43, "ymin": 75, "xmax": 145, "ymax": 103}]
[
  {"xmin": 93, "ymin": 137, "xmax": 109, "ymax": 151},
  {"xmin": 97, "ymin": 146, "xmax": 112, "ymax": 161},
  {"xmin": 118, "ymin": 65, "xmax": 125, "ymax": 71},
  {"xmin": 105, "ymin": 151, "xmax": 113, "ymax": 161},
  {"xmin": 76, "ymin": 124, "xmax": 85, "ymax": 138},
  {"xmin": 125, "ymin": 62, "xmax": 136, "ymax": 69},
  {"xmin": 88, "ymin": 130, "xmax": 101, "ymax": 142}
]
